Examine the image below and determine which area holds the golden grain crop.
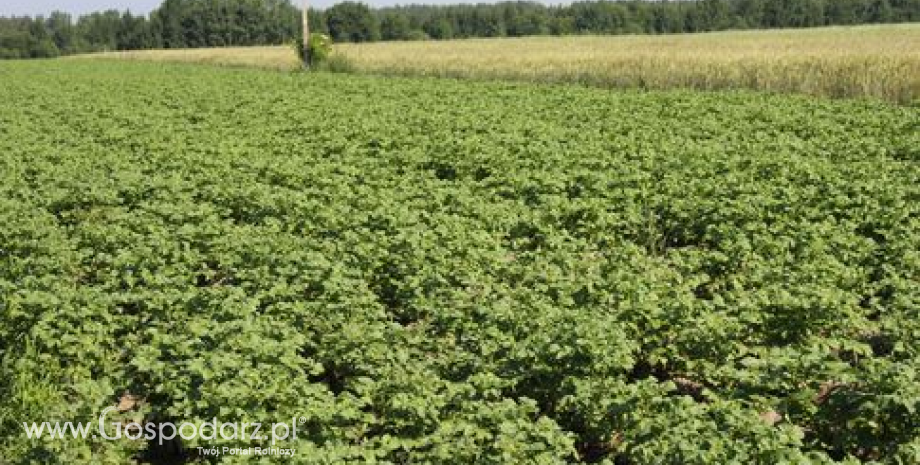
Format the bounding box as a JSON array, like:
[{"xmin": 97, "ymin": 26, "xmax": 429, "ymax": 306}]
[
  {"xmin": 336, "ymin": 24, "xmax": 920, "ymax": 103},
  {"xmin": 70, "ymin": 24, "xmax": 920, "ymax": 103}
]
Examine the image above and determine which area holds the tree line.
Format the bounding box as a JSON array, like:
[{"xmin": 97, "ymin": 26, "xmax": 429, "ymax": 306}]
[
  {"xmin": 322, "ymin": 0, "xmax": 920, "ymax": 42},
  {"xmin": 0, "ymin": 0, "xmax": 300, "ymax": 59},
  {"xmin": 2, "ymin": 0, "xmax": 919, "ymax": 59}
]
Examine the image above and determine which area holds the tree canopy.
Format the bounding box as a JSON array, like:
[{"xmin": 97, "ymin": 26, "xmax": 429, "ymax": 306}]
[{"xmin": 2, "ymin": 0, "xmax": 918, "ymax": 59}]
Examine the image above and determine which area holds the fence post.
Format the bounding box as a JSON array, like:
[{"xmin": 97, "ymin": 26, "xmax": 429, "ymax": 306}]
[{"xmin": 302, "ymin": 0, "xmax": 311, "ymax": 67}]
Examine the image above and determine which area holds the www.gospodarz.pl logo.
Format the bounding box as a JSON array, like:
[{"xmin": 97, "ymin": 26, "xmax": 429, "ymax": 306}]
[{"xmin": 22, "ymin": 407, "xmax": 306, "ymax": 455}]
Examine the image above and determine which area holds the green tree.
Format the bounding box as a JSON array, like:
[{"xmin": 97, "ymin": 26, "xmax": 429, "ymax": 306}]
[
  {"xmin": 380, "ymin": 12, "xmax": 411, "ymax": 40},
  {"xmin": 116, "ymin": 12, "xmax": 152, "ymax": 50},
  {"xmin": 826, "ymin": 0, "xmax": 861, "ymax": 24},
  {"xmin": 506, "ymin": 7, "xmax": 549, "ymax": 36},
  {"xmin": 308, "ymin": 9, "xmax": 329, "ymax": 35},
  {"xmin": 45, "ymin": 12, "xmax": 77, "ymax": 53},
  {"xmin": 424, "ymin": 18, "xmax": 454, "ymax": 40},
  {"xmin": 326, "ymin": 2, "xmax": 379, "ymax": 42},
  {"xmin": 868, "ymin": 0, "xmax": 895, "ymax": 22},
  {"xmin": 26, "ymin": 17, "xmax": 59, "ymax": 57},
  {"xmin": 699, "ymin": 0, "xmax": 731, "ymax": 29},
  {"xmin": 154, "ymin": 0, "xmax": 185, "ymax": 48},
  {"xmin": 76, "ymin": 10, "xmax": 122, "ymax": 51}
]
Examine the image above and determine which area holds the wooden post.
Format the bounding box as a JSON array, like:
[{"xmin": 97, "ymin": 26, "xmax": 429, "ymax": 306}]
[{"xmin": 302, "ymin": 0, "xmax": 310, "ymax": 67}]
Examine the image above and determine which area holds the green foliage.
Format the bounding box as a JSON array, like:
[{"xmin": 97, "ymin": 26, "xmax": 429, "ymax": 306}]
[
  {"xmin": 152, "ymin": 0, "xmax": 300, "ymax": 49},
  {"xmin": 308, "ymin": 33, "xmax": 333, "ymax": 64},
  {"xmin": 3, "ymin": 0, "xmax": 920, "ymax": 59},
  {"xmin": 0, "ymin": 0, "xmax": 303, "ymax": 59},
  {"xmin": 326, "ymin": 1, "xmax": 380, "ymax": 43},
  {"xmin": 295, "ymin": 33, "xmax": 333, "ymax": 67},
  {"xmin": 0, "ymin": 60, "xmax": 918, "ymax": 463},
  {"xmin": 380, "ymin": 12, "xmax": 412, "ymax": 41}
]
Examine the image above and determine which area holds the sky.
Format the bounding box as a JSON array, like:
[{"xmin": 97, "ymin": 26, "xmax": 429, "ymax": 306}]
[
  {"xmin": 2, "ymin": 0, "xmax": 162, "ymax": 16},
  {"xmin": 1, "ymin": 0, "xmax": 541, "ymax": 17}
]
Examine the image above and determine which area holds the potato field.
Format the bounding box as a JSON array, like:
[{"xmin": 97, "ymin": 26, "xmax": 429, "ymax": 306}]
[{"xmin": 0, "ymin": 60, "xmax": 918, "ymax": 463}]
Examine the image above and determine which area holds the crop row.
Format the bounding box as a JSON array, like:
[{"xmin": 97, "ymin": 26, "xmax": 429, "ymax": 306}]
[{"xmin": 0, "ymin": 60, "xmax": 918, "ymax": 463}]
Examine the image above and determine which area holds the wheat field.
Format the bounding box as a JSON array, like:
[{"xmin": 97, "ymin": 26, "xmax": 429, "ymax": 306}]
[
  {"xmin": 71, "ymin": 45, "xmax": 302, "ymax": 70},
  {"xmin": 72, "ymin": 24, "xmax": 920, "ymax": 102}
]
